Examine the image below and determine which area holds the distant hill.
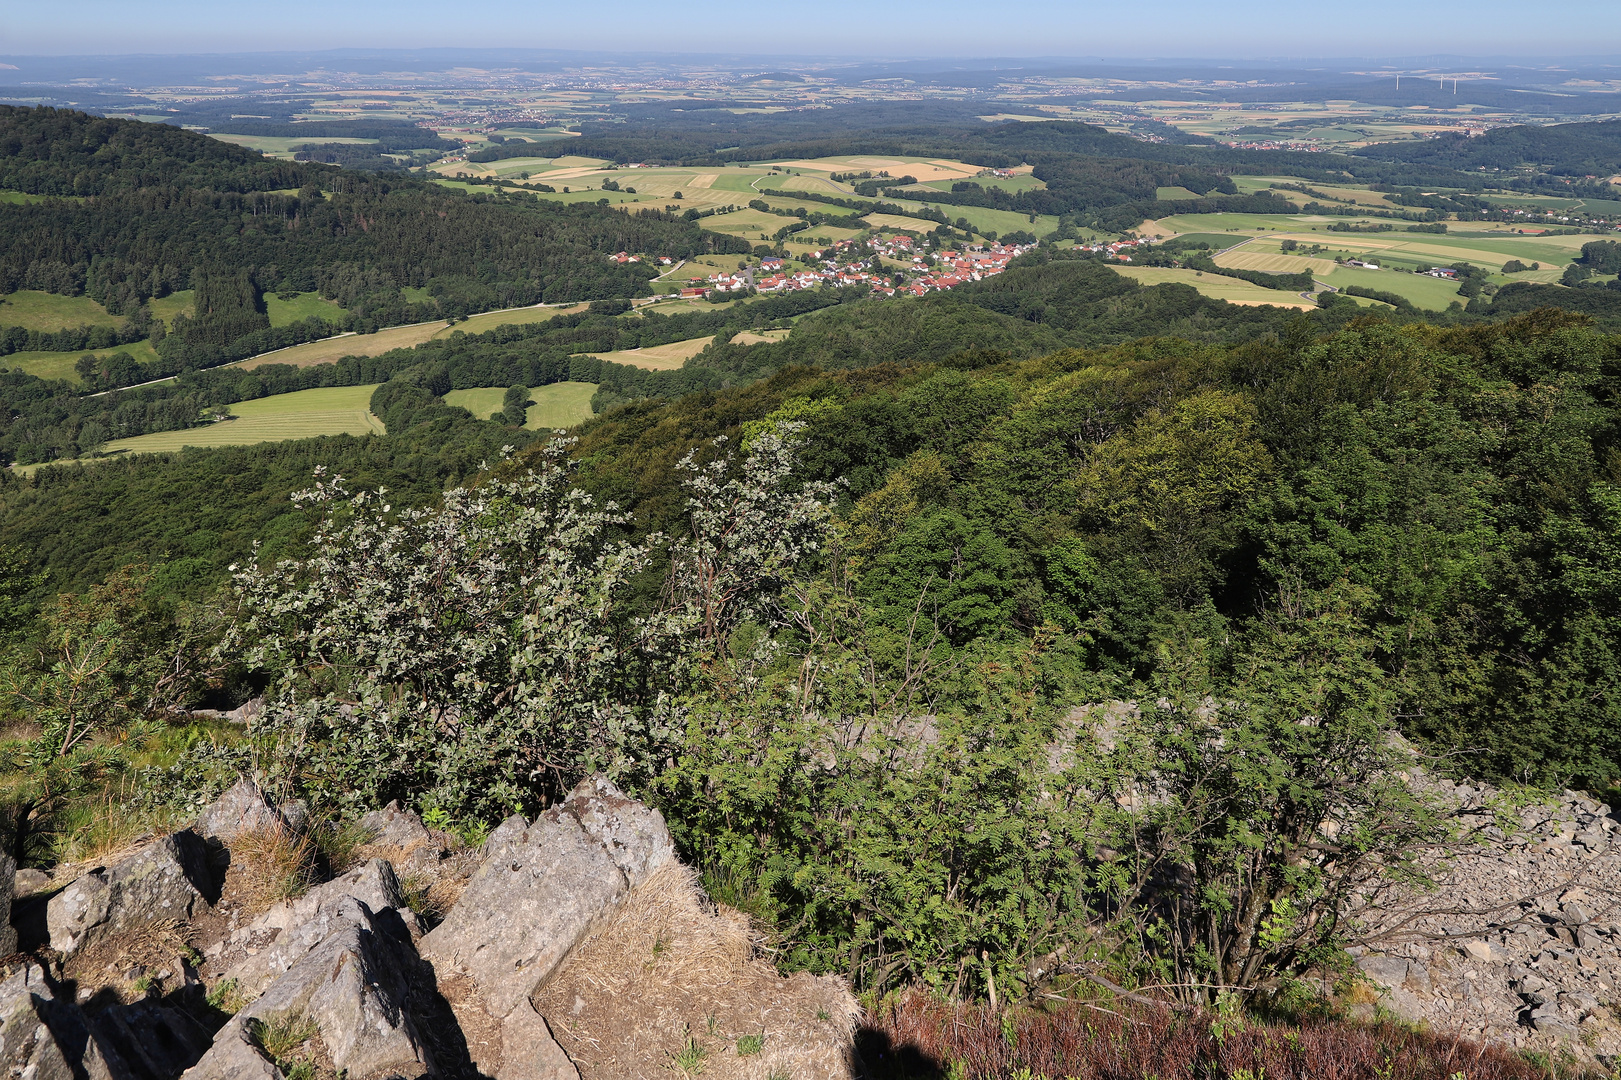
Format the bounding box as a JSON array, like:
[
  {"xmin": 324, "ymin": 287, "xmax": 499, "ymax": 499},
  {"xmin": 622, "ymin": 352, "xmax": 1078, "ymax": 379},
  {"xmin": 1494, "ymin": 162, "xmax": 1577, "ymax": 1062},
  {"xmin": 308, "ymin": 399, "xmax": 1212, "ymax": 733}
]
[{"xmin": 1357, "ymin": 119, "xmax": 1621, "ymax": 177}]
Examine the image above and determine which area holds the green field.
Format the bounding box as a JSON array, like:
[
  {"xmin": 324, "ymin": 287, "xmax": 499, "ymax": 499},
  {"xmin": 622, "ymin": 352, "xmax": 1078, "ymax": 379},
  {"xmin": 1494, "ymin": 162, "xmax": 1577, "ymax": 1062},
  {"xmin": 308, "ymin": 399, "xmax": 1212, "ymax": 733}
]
[
  {"xmin": 0, "ymin": 191, "xmax": 58, "ymax": 205},
  {"xmin": 101, "ymin": 385, "xmax": 384, "ymax": 455},
  {"xmin": 1109, "ymin": 265, "xmax": 1315, "ymax": 309},
  {"xmin": 148, "ymin": 291, "xmax": 194, "ymax": 328},
  {"xmin": 0, "ymin": 291, "xmax": 120, "ymax": 331},
  {"xmin": 212, "ymin": 134, "xmax": 378, "ymax": 155},
  {"xmin": 443, "ymin": 382, "xmax": 597, "ymax": 429},
  {"xmin": 2, "ymin": 340, "xmax": 161, "ymax": 384},
  {"xmin": 266, "ymin": 292, "xmax": 346, "ymax": 326},
  {"xmin": 1322, "ymin": 266, "xmax": 1469, "ymax": 310}
]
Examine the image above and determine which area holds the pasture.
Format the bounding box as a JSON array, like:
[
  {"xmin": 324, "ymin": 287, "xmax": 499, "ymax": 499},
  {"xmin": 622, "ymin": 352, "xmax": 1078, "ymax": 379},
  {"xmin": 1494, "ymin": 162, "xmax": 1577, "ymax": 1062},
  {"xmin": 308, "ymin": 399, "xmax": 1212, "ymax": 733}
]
[
  {"xmin": 101, "ymin": 385, "xmax": 385, "ymax": 456},
  {"xmin": 1109, "ymin": 266, "xmax": 1316, "ymax": 309},
  {"xmin": 585, "ymin": 336, "xmax": 712, "ymax": 369},
  {"xmin": 731, "ymin": 328, "xmax": 790, "ymax": 346},
  {"xmin": 444, "ymin": 382, "xmax": 598, "ymax": 429},
  {"xmin": 148, "ymin": 292, "xmax": 193, "ymax": 328},
  {"xmin": 3, "ymin": 340, "xmax": 162, "ymax": 384},
  {"xmin": 266, "ymin": 292, "xmax": 346, "ymax": 326},
  {"xmin": 0, "ymin": 291, "xmax": 119, "ymax": 331}
]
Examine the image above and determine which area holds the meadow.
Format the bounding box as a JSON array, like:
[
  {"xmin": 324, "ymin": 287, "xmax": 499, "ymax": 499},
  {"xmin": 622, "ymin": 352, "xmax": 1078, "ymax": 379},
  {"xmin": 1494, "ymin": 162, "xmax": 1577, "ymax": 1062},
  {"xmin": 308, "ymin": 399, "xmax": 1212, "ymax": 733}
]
[
  {"xmin": 1108, "ymin": 265, "xmax": 1316, "ymax": 308},
  {"xmin": 0, "ymin": 291, "xmax": 120, "ymax": 331},
  {"xmin": 100, "ymin": 385, "xmax": 384, "ymax": 456},
  {"xmin": 4, "ymin": 340, "xmax": 162, "ymax": 384},
  {"xmin": 442, "ymin": 381, "xmax": 597, "ymax": 429}
]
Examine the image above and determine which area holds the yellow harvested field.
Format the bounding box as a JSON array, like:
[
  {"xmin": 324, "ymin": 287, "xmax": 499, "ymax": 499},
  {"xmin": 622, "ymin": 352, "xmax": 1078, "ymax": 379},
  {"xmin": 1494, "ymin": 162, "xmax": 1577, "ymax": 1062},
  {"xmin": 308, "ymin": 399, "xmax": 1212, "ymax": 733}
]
[
  {"xmin": 586, "ymin": 336, "xmax": 713, "ymax": 369},
  {"xmin": 234, "ymin": 305, "xmax": 588, "ymax": 369},
  {"xmin": 687, "ymin": 174, "xmax": 719, "ymax": 189},
  {"xmin": 863, "ymin": 213, "xmax": 934, "ymax": 233},
  {"xmin": 1215, "ymin": 250, "xmax": 1338, "ymax": 276},
  {"xmin": 1110, "ymin": 266, "xmax": 1316, "ymax": 309},
  {"xmin": 731, "ymin": 329, "xmax": 790, "ymax": 346},
  {"xmin": 234, "ymin": 323, "xmax": 448, "ymax": 370}
]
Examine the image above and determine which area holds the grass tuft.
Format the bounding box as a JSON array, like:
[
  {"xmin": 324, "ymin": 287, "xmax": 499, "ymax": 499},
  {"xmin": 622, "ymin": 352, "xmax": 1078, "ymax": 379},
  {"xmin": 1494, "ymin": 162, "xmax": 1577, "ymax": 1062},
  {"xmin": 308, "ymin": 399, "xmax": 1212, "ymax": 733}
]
[{"xmin": 226, "ymin": 823, "xmax": 318, "ymax": 917}]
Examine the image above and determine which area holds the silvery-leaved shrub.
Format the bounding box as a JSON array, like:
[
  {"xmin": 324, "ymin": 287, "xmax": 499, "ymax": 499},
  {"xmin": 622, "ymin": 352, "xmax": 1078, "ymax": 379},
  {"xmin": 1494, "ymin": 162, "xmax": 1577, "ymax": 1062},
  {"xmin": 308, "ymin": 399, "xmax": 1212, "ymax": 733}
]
[{"xmin": 226, "ymin": 425, "xmax": 833, "ymax": 823}]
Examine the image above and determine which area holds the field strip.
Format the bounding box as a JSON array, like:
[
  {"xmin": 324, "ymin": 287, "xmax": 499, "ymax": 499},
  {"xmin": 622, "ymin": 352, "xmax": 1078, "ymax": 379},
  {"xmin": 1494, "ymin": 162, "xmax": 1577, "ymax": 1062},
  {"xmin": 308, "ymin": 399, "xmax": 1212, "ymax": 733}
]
[
  {"xmin": 688, "ymin": 174, "xmax": 718, "ymax": 189},
  {"xmin": 1216, "ymin": 251, "xmax": 1338, "ymax": 275},
  {"xmin": 585, "ymin": 336, "xmax": 713, "ymax": 369}
]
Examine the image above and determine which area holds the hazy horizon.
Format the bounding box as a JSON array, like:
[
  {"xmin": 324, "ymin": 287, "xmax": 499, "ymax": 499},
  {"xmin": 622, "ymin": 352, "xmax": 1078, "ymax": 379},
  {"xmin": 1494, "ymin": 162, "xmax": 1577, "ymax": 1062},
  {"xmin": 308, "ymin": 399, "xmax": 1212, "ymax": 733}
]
[{"xmin": 6, "ymin": 1, "xmax": 1620, "ymax": 63}]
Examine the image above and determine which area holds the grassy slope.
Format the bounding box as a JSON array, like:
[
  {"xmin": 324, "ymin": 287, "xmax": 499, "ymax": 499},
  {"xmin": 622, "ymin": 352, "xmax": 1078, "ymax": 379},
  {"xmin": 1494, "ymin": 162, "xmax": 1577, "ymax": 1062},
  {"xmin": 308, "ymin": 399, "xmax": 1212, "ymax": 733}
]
[
  {"xmin": 442, "ymin": 382, "xmax": 599, "ymax": 429},
  {"xmin": 1108, "ymin": 266, "xmax": 1315, "ymax": 309},
  {"xmin": 101, "ymin": 385, "xmax": 384, "ymax": 455},
  {"xmin": 0, "ymin": 291, "xmax": 120, "ymax": 331}
]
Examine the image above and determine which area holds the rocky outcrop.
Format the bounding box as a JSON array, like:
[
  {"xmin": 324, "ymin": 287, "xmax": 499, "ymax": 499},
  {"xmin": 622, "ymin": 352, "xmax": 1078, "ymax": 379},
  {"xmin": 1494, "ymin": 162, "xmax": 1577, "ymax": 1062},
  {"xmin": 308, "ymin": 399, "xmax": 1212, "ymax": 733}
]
[
  {"xmin": 12, "ymin": 775, "xmax": 855, "ymax": 1080},
  {"xmin": 560, "ymin": 776, "xmax": 676, "ymax": 889},
  {"xmin": 1351, "ymin": 784, "xmax": 1621, "ymax": 1057},
  {"xmin": 360, "ymin": 802, "xmax": 434, "ymax": 851},
  {"xmin": 421, "ymin": 806, "xmax": 629, "ymax": 1020},
  {"xmin": 0, "ymin": 960, "xmax": 212, "ymax": 1080},
  {"xmin": 190, "ymin": 898, "xmax": 434, "ymax": 1080},
  {"xmin": 194, "ymin": 780, "xmax": 296, "ymax": 843},
  {"xmin": 47, "ymin": 832, "xmax": 214, "ymax": 954},
  {"xmin": 224, "ymin": 859, "xmax": 412, "ymax": 997}
]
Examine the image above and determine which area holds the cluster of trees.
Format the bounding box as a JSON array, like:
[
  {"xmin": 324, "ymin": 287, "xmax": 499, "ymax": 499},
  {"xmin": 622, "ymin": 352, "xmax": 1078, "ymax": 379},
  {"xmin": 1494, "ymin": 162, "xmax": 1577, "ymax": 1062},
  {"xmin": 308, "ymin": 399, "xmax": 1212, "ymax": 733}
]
[
  {"xmin": 21, "ymin": 305, "xmax": 1618, "ymax": 1011},
  {"xmin": 1357, "ymin": 118, "xmax": 1621, "ymax": 176}
]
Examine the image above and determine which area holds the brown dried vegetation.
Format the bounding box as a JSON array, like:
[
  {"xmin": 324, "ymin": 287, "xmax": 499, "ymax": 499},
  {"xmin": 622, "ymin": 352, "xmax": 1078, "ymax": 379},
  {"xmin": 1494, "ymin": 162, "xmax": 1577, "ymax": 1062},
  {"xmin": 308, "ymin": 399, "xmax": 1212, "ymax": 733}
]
[
  {"xmin": 856, "ymin": 992, "xmax": 1562, "ymax": 1080},
  {"xmin": 532, "ymin": 862, "xmax": 859, "ymax": 1080}
]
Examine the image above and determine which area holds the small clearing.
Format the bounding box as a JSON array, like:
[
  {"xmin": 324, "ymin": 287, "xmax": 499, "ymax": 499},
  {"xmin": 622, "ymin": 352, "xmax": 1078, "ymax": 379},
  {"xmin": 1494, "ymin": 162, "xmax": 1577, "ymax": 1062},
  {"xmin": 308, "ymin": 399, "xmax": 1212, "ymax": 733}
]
[
  {"xmin": 586, "ymin": 336, "xmax": 712, "ymax": 369},
  {"xmin": 100, "ymin": 385, "xmax": 384, "ymax": 455}
]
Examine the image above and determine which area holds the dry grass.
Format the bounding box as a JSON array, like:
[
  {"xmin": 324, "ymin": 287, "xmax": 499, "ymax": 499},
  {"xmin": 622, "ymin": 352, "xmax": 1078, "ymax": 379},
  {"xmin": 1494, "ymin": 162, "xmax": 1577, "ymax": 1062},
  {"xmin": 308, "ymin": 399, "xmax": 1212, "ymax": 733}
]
[
  {"xmin": 584, "ymin": 336, "xmax": 712, "ymax": 370},
  {"xmin": 857, "ymin": 992, "xmax": 1556, "ymax": 1080},
  {"xmin": 62, "ymin": 918, "xmax": 195, "ymax": 1002},
  {"xmin": 533, "ymin": 862, "xmax": 858, "ymax": 1080},
  {"xmin": 224, "ymin": 823, "xmax": 319, "ymax": 918}
]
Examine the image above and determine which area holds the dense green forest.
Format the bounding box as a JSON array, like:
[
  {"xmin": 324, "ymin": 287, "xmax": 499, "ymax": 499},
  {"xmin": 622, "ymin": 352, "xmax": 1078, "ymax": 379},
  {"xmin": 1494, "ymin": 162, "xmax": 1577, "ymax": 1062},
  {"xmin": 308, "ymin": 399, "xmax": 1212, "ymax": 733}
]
[
  {"xmin": 0, "ymin": 106, "xmax": 748, "ymax": 382},
  {"xmin": 10, "ymin": 98, "xmax": 1621, "ymax": 1042},
  {"xmin": 1358, "ymin": 118, "xmax": 1621, "ymax": 176}
]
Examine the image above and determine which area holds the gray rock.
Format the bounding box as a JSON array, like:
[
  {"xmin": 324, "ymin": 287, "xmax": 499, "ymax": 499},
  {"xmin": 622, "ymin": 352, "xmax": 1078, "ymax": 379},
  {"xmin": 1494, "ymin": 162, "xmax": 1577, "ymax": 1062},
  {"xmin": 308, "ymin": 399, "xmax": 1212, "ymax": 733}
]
[
  {"xmin": 226, "ymin": 859, "xmax": 408, "ymax": 997},
  {"xmin": 195, "ymin": 780, "xmax": 286, "ymax": 843},
  {"xmin": 422, "ymin": 808, "xmax": 628, "ymax": 1018},
  {"xmin": 87, "ymin": 1000, "xmax": 214, "ymax": 1080},
  {"xmin": 360, "ymin": 801, "xmax": 433, "ymax": 850},
  {"xmin": 47, "ymin": 832, "xmax": 213, "ymax": 954},
  {"xmin": 497, "ymin": 1000, "xmax": 579, "ymax": 1080},
  {"xmin": 14, "ymin": 868, "xmax": 49, "ymax": 897},
  {"xmin": 1561, "ymin": 901, "xmax": 1592, "ymax": 926},
  {"xmin": 1357, "ymin": 955, "xmax": 1411, "ymax": 988},
  {"xmin": 0, "ymin": 852, "xmax": 16, "ymax": 955},
  {"xmin": 0, "ymin": 992, "xmax": 133, "ymax": 1080},
  {"xmin": 179, "ymin": 1023, "xmax": 279, "ymax": 1080},
  {"xmin": 561, "ymin": 775, "xmax": 675, "ymax": 889},
  {"xmin": 482, "ymin": 813, "xmax": 531, "ymax": 858},
  {"xmin": 196, "ymin": 897, "xmax": 432, "ymax": 1080}
]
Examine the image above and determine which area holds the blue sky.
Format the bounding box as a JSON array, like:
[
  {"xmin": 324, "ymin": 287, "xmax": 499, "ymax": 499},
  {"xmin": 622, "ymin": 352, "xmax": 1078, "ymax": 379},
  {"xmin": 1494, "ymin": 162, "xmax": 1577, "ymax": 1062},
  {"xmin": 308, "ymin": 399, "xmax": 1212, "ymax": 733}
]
[{"xmin": 8, "ymin": 0, "xmax": 1621, "ymax": 58}]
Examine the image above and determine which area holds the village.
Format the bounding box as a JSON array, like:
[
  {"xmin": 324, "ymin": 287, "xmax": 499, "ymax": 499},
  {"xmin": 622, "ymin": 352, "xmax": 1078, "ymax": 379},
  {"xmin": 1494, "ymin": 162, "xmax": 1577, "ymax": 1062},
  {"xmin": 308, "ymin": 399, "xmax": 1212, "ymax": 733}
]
[{"xmin": 651, "ymin": 233, "xmax": 1155, "ymax": 300}]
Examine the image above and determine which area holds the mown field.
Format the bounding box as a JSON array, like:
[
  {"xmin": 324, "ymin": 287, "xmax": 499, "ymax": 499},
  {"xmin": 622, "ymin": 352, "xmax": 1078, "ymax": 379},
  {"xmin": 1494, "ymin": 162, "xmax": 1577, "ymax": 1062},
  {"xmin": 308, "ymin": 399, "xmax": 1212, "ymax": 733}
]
[
  {"xmin": 101, "ymin": 385, "xmax": 384, "ymax": 455},
  {"xmin": 442, "ymin": 381, "xmax": 596, "ymax": 429}
]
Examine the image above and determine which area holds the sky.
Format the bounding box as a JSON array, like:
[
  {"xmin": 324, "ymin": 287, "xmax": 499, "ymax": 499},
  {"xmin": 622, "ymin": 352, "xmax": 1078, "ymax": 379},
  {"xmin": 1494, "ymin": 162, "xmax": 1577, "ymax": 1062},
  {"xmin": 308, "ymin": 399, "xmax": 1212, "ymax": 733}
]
[{"xmin": 7, "ymin": 0, "xmax": 1621, "ymax": 59}]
